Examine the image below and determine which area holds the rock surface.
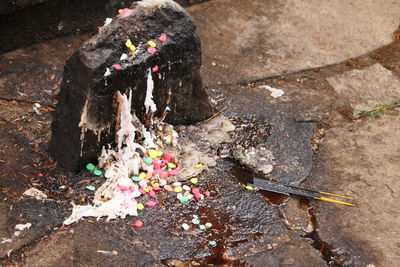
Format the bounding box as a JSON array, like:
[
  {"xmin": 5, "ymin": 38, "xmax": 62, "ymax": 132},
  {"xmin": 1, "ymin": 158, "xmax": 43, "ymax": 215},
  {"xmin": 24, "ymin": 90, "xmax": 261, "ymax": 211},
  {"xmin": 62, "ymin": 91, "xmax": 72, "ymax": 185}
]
[
  {"xmin": 306, "ymin": 115, "xmax": 400, "ymax": 266},
  {"xmin": 327, "ymin": 63, "xmax": 400, "ymax": 110},
  {"xmin": 49, "ymin": 0, "xmax": 212, "ymax": 171},
  {"xmin": 188, "ymin": 0, "xmax": 400, "ymax": 85},
  {"xmin": 21, "ymin": 160, "xmax": 326, "ymax": 267}
]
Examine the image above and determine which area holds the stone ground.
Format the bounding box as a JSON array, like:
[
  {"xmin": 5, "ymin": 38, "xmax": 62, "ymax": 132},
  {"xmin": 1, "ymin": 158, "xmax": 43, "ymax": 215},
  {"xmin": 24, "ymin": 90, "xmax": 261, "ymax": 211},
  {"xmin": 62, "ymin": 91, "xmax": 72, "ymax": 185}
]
[{"xmin": 1, "ymin": 0, "xmax": 400, "ymax": 266}]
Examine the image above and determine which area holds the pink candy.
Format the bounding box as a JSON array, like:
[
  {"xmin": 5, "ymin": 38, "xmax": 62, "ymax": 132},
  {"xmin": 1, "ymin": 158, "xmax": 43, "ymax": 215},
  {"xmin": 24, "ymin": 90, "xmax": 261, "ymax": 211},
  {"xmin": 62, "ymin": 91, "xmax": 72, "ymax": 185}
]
[
  {"xmin": 149, "ymin": 191, "xmax": 156, "ymax": 198},
  {"xmin": 112, "ymin": 64, "xmax": 122, "ymax": 70},
  {"xmin": 204, "ymin": 191, "xmax": 211, "ymax": 197},
  {"xmin": 147, "ymin": 47, "xmax": 156, "ymax": 54},
  {"xmin": 163, "ymin": 152, "xmax": 172, "ymax": 162},
  {"xmin": 152, "ymin": 160, "xmax": 161, "ymax": 170},
  {"xmin": 160, "ymin": 172, "xmax": 168, "ymax": 179},
  {"xmin": 192, "ymin": 188, "xmax": 200, "ymax": 194},
  {"xmin": 152, "ymin": 186, "xmax": 161, "ymax": 191},
  {"xmin": 158, "ymin": 33, "xmax": 167, "ymax": 42},
  {"xmin": 153, "ymin": 169, "xmax": 161, "ymax": 175},
  {"xmin": 37, "ymin": 173, "xmax": 43, "ymax": 177},
  {"xmin": 168, "ymin": 170, "xmax": 177, "ymax": 176},
  {"xmin": 134, "ymin": 220, "xmax": 143, "ymax": 228},
  {"xmin": 118, "ymin": 8, "xmax": 134, "ymax": 18},
  {"xmin": 152, "ymin": 65, "xmax": 159, "ymax": 72},
  {"xmin": 139, "ymin": 189, "xmax": 146, "ymax": 195},
  {"xmin": 194, "ymin": 193, "xmax": 201, "ymax": 200},
  {"xmin": 145, "ymin": 201, "xmax": 157, "ymax": 207}
]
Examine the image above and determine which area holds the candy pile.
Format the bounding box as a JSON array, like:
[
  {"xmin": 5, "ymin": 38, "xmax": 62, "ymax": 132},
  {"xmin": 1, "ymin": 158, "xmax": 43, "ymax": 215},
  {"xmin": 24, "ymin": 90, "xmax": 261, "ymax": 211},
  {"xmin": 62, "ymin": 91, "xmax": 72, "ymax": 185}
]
[{"xmin": 65, "ymin": 84, "xmax": 210, "ymax": 225}]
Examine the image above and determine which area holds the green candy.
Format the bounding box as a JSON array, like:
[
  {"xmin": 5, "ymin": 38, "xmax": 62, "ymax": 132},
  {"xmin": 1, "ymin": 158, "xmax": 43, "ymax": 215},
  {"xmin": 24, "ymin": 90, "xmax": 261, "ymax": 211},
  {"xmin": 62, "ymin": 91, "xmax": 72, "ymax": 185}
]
[
  {"xmin": 144, "ymin": 157, "xmax": 153, "ymax": 165},
  {"xmin": 86, "ymin": 163, "xmax": 95, "ymax": 171},
  {"xmin": 179, "ymin": 197, "xmax": 189, "ymax": 203},
  {"xmin": 199, "ymin": 225, "xmax": 206, "ymax": 230},
  {"xmin": 86, "ymin": 185, "xmax": 96, "ymax": 191},
  {"xmin": 192, "ymin": 218, "xmax": 200, "ymax": 224},
  {"xmin": 93, "ymin": 169, "xmax": 102, "ymax": 176},
  {"xmin": 132, "ymin": 176, "xmax": 141, "ymax": 182},
  {"xmin": 165, "ymin": 138, "xmax": 172, "ymax": 145},
  {"xmin": 209, "ymin": 241, "xmax": 217, "ymax": 247}
]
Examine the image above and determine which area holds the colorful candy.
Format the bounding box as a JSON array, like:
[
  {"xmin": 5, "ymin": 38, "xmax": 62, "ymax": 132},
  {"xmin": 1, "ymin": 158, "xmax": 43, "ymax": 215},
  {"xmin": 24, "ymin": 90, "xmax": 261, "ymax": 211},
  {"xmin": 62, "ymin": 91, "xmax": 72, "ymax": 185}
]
[
  {"xmin": 145, "ymin": 201, "xmax": 156, "ymax": 207},
  {"xmin": 147, "ymin": 47, "xmax": 156, "ymax": 54},
  {"xmin": 159, "ymin": 33, "xmax": 167, "ymax": 42},
  {"xmin": 86, "ymin": 163, "xmax": 95, "ymax": 171},
  {"xmin": 112, "ymin": 64, "xmax": 122, "ymax": 70},
  {"xmin": 134, "ymin": 220, "xmax": 143, "ymax": 228}
]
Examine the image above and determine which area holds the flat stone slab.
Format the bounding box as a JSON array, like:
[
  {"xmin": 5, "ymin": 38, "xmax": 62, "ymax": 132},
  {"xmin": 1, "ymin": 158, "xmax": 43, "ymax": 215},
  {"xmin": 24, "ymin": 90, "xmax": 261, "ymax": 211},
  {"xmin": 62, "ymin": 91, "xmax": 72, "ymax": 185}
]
[
  {"xmin": 211, "ymin": 71, "xmax": 345, "ymax": 185},
  {"xmin": 0, "ymin": 200, "xmax": 65, "ymax": 259},
  {"xmin": 188, "ymin": 0, "xmax": 400, "ymax": 85},
  {"xmin": 327, "ymin": 63, "xmax": 400, "ymax": 110},
  {"xmin": 20, "ymin": 160, "xmax": 325, "ymax": 266},
  {"xmin": 0, "ymin": 121, "xmax": 36, "ymax": 196},
  {"xmin": 0, "ymin": 35, "xmax": 87, "ymax": 106},
  {"xmin": 306, "ymin": 114, "xmax": 400, "ymax": 266}
]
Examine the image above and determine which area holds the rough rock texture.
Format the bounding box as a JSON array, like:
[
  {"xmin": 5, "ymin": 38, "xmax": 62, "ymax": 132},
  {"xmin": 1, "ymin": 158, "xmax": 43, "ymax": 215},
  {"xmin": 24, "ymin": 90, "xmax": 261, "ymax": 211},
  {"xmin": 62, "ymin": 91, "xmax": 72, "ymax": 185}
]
[
  {"xmin": 188, "ymin": 0, "xmax": 400, "ymax": 85},
  {"xmin": 327, "ymin": 63, "xmax": 400, "ymax": 110},
  {"xmin": 49, "ymin": 0, "xmax": 212, "ymax": 171},
  {"xmin": 305, "ymin": 115, "xmax": 400, "ymax": 266}
]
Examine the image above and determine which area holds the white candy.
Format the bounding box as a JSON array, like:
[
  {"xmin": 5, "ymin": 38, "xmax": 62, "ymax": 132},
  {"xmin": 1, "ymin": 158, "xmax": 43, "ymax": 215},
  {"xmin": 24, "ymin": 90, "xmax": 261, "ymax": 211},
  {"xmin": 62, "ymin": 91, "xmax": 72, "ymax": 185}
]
[
  {"xmin": 182, "ymin": 223, "xmax": 190, "ymax": 230},
  {"xmin": 120, "ymin": 53, "xmax": 128, "ymax": 61}
]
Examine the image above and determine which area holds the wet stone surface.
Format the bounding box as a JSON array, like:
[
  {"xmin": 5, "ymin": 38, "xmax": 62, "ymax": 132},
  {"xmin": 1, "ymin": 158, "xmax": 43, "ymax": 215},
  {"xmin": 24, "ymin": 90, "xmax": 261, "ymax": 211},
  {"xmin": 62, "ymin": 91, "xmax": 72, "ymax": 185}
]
[
  {"xmin": 16, "ymin": 160, "xmax": 325, "ymax": 266},
  {"xmin": 0, "ymin": 35, "xmax": 87, "ymax": 106}
]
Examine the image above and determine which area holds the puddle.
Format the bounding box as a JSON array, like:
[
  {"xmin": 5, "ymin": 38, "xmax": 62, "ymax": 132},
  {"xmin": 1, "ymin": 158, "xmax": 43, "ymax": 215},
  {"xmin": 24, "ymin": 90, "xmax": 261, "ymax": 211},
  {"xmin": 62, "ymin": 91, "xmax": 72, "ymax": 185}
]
[
  {"xmin": 263, "ymin": 191, "xmax": 289, "ymax": 205},
  {"xmin": 227, "ymin": 158, "xmax": 289, "ymax": 205}
]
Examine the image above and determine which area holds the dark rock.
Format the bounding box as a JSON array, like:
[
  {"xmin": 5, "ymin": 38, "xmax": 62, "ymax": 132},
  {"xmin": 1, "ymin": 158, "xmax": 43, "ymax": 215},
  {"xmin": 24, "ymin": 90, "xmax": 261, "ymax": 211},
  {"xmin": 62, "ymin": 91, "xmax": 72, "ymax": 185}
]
[{"xmin": 49, "ymin": 0, "xmax": 213, "ymax": 171}]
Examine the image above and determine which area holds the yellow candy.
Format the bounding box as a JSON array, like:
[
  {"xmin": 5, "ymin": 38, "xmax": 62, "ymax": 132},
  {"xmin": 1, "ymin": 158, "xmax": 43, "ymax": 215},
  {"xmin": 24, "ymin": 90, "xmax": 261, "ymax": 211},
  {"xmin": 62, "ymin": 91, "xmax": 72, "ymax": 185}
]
[
  {"xmin": 147, "ymin": 40, "xmax": 157, "ymax": 47},
  {"xmin": 148, "ymin": 150, "xmax": 158, "ymax": 159},
  {"xmin": 195, "ymin": 164, "xmax": 203, "ymax": 169},
  {"xmin": 190, "ymin": 178, "xmax": 198, "ymax": 184},
  {"xmin": 144, "ymin": 186, "xmax": 152, "ymax": 193},
  {"xmin": 174, "ymin": 186, "xmax": 183, "ymax": 193},
  {"xmin": 156, "ymin": 151, "xmax": 163, "ymax": 158},
  {"xmin": 245, "ymin": 185, "xmax": 254, "ymax": 190},
  {"xmin": 168, "ymin": 163, "xmax": 176, "ymax": 169},
  {"xmin": 139, "ymin": 172, "xmax": 146, "ymax": 179},
  {"xmin": 205, "ymin": 222, "xmax": 213, "ymax": 228},
  {"xmin": 137, "ymin": 203, "xmax": 144, "ymax": 210},
  {"xmin": 125, "ymin": 39, "xmax": 136, "ymax": 52},
  {"xmin": 152, "ymin": 182, "xmax": 160, "ymax": 188}
]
